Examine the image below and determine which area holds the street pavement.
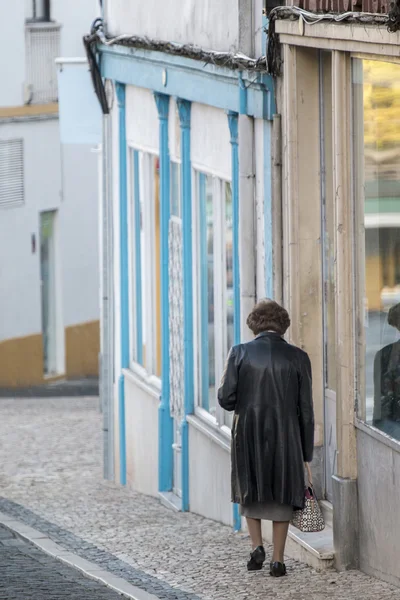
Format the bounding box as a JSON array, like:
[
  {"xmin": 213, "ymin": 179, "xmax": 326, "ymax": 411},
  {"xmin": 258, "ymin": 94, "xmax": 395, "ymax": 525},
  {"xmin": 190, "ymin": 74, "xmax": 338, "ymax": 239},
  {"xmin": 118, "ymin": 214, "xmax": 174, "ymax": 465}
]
[
  {"xmin": 0, "ymin": 524, "xmax": 122, "ymax": 599},
  {"xmin": 0, "ymin": 396, "xmax": 399, "ymax": 600}
]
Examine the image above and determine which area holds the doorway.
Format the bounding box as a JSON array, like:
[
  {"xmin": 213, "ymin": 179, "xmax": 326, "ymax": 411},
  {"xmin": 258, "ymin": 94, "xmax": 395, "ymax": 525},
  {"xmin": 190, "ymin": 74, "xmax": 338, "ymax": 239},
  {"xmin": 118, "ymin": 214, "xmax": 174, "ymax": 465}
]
[
  {"xmin": 40, "ymin": 210, "xmax": 59, "ymax": 375},
  {"xmin": 319, "ymin": 51, "xmax": 337, "ymax": 502}
]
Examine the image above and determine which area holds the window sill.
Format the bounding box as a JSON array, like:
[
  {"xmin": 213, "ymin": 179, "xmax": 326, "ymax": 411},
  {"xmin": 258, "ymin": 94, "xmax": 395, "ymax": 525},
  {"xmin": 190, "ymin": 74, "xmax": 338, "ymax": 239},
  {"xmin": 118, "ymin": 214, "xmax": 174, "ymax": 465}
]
[
  {"xmin": 355, "ymin": 417, "xmax": 400, "ymax": 455},
  {"xmin": 187, "ymin": 413, "xmax": 231, "ymax": 453},
  {"xmin": 123, "ymin": 363, "xmax": 161, "ymax": 400},
  {"xmin": 25, "ymin": 21, "xmax": 60, "ymax": 30}
]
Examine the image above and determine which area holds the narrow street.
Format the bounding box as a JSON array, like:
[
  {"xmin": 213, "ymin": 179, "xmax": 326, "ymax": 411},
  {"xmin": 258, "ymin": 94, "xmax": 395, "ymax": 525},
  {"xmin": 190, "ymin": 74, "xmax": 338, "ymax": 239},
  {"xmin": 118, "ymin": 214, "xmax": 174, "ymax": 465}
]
[
  {"xmin": 0, "ymin": 525, "xmax": 122, "ymax": 599},
  {"xmin": 0, "ymin": 396, "xmax": 398, "ymax": 600}
]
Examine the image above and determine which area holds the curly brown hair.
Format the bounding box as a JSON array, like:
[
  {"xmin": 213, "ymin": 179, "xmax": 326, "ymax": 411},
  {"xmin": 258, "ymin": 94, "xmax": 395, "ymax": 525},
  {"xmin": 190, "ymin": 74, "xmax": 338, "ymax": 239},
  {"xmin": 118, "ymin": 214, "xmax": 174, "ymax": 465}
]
[
  {"xmin": 388, "ymin": 303, "xmax": 400, "ymax": 331},
  {"xmin": 246, "ymin": 299, "xmax": 291, "ymax": 336}
]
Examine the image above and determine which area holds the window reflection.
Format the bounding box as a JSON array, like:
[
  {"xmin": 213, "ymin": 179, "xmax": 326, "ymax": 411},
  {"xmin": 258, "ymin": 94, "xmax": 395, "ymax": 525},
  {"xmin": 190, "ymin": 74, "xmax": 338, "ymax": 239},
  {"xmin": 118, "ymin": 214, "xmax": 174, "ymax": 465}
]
[
  {"xmin": 205, "ymin": 176, "xmax": 216, "ymax": 414},
  {"xmin": 354, "ymin": 59, "xmax": 400, "ymax": 440},
  {"xmin": 198, "ymin": 175, "xmax": 235, "ymax": 420},
  {"xmin": 225, "ymin": 182, "xmax": 234, "ymax": 355},
  {"xmin": 373, "ymin": 304, "xmax": 400, "ymax": 439}
]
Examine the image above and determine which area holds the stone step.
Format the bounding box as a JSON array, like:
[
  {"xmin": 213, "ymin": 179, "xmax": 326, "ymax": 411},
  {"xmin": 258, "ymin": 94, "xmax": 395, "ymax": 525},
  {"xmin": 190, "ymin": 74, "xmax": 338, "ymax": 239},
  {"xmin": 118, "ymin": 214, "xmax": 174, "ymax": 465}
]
[
  {"xmin": 261, "ymin": 518, "xmax": 335, "ymax": 571},
  {"xmin": 320, "ymin": 500, "xmax": 333, "ymax": 528},
  {"xmin": 158, "ymin": 491, "xmax": 182, "ymax": 512}
]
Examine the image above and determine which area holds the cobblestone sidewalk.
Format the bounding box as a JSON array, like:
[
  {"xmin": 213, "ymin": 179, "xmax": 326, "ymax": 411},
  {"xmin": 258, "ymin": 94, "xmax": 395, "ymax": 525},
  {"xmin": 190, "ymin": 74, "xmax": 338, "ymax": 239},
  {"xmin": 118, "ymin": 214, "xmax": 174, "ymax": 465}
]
[
  {"xmin": 0, "ymin": 525, "xmax": 122, "ymax": 599},
  {"xmin": 0, "ymin": 397, "xmax": 398, "ymax": 600}
]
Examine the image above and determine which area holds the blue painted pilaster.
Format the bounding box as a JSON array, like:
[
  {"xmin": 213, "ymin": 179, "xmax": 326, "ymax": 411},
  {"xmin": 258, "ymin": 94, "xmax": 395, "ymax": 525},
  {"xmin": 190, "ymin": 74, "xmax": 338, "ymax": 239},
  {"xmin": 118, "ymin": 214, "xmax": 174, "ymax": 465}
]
[
  {"xmin": 177, "ymin": 98, "xmax": 193, "ymax": 513},
  {"xmin": 154, "ymin": 92, "xmax": 174, "ymax": 493},
  {"xmin": 228, "ymin": 111, "xmax": 241, "ymax": 532},
  {"xmin": 116, "ymin": 81, "xmax": 129, "ymax": 486}
]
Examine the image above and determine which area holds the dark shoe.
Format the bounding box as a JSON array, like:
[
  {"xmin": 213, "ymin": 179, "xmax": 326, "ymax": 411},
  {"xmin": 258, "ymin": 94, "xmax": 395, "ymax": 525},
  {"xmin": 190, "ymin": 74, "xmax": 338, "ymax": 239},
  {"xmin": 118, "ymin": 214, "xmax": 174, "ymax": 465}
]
[
  {"xmin": 270, "ymin": 561, "xmax": 287, "ymax": 577},
  {"xmin": 247, "ymin": 546, "xmax": 266, "ymax": 571}
]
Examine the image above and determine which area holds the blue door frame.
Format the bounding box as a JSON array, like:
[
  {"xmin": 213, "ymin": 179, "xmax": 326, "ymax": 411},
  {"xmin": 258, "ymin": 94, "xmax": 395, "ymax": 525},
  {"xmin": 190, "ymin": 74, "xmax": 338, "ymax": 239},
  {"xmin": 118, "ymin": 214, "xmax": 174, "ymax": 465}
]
[
  {"xmin": 154, "ymin": 93, "xmax": 174, "ymax": 494},
  {"xmin": 105, "ymin": 44, "xmax": 276, "ymax": 528}
]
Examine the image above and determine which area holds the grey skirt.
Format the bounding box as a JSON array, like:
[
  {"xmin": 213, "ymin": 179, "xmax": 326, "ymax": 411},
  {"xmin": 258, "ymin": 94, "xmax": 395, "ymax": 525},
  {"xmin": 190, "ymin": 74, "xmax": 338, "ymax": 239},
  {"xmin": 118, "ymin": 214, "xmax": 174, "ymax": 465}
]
[{"xmin": 241, "ymin": 501, "xmax": 293, "ymax": 521}]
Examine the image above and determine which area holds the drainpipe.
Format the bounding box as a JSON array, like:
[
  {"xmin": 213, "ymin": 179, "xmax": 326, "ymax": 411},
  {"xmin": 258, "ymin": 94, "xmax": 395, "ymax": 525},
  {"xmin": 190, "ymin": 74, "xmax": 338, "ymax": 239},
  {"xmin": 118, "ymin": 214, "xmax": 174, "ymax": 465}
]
[
  {"xmin": 272, "ymin": 114, "xmax": 283, "ymax": 305},
  {"xmin": 238, "ymin": 0, "xmax": 254, "ymax": 57},
  {"xmin": 237, "ymin": 75, "xmax": 256, "ymax": 342},
  {"xmin": 101, "ymin": 0, "xmax": 106, "ymax": 31}
]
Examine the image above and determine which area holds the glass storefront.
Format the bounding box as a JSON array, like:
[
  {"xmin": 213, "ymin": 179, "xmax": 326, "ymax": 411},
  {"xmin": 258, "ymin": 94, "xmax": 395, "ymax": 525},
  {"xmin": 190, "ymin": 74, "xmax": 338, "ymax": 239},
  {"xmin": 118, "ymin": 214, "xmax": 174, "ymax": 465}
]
[
  {"xmin": 196, "ymin": 173, "xmax": 234, "ymax": 423},
  {"xmin": 353, "ymin": 58, "xmax": 400, "ymax": 441}
]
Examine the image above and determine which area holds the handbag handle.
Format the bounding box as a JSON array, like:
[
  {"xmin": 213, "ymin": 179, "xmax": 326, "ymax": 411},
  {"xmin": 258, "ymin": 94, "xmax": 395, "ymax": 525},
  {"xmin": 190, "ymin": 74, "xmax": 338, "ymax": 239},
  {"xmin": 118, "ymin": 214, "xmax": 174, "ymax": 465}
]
[{"xmin": 305, "ymin": 462, "xmax": 313, "ymax": 486}]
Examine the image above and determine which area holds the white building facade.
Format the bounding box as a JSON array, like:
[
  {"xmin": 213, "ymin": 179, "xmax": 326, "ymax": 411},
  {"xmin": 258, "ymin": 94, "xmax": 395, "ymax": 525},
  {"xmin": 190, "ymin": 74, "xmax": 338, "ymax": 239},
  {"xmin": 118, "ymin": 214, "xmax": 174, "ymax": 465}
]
[
  {"xmin": 96, "ymin": 0, "xmax": 279, "ymax": 529},
  {"xmin": 0, "ymin": 0, "xmax": 100, "ymax": 387}
]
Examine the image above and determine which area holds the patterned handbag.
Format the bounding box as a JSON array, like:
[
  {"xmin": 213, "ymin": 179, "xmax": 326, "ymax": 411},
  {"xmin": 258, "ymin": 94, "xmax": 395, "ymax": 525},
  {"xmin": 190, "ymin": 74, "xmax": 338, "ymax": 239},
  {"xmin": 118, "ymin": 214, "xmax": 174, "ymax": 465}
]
[{"xmin": 291, "ymin": 486, "xmax": 325, "ymax": 533}]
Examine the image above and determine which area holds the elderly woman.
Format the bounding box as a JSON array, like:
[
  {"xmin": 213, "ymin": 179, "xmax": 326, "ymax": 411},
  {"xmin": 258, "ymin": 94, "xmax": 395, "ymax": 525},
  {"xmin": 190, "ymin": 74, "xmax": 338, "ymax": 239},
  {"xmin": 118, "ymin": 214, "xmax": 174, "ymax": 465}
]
[{"xmin": 218, "ymin": 299, "xmax": 314, "ymax": 577}]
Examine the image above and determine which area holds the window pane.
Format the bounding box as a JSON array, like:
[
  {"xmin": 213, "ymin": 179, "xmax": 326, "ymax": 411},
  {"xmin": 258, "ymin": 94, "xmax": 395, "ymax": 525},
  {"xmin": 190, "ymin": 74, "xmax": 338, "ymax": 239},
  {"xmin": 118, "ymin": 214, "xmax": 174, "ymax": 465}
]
[
  {"xmin": 224, "ymin": 181, "xmax": 234, "ymax": 428},
  {"xmin": 320, "ymin": 52, "xmax": 336, "ymax": 393},
  {"xmin": 353, "ymin": 59, "xmax": 400, "ymax": 441},
  {"xmin": 198, "ymin": 173, "xmax": 216, "ymax": 415},
  {"xmin": 205, "ymin": 176, "xmax": 216, "ymax": 415},
  {"xmin": 153, "ymin": 156, "xmax": 162, "ymax": 377},
  {"xmin": 131, "ymin": 150, "xmax": 142, "ymax": 364},
  {"xmin": 139, "ymin": 155, "xmax": 147, "ymax": 368},
  {"xmin": 224, "ymin": 182, "xmax": 234, "ymax": 355}
]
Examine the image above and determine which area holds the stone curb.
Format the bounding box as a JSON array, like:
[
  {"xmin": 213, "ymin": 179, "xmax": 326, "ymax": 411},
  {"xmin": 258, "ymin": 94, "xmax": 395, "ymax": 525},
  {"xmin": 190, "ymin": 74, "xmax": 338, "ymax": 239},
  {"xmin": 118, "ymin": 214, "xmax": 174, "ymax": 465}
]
[{"xmin": 0, "ymin": 511, "xmax": 159, "ymax": 600}]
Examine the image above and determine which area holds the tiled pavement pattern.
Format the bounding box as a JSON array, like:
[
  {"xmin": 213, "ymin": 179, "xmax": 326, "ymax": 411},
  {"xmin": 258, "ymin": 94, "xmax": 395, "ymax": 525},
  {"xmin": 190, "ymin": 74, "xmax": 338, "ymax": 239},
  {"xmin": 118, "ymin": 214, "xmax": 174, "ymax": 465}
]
[
  {"xmin": 0, "ymin": 397, "xmax": 399, "ymax": 600},
  {"xmin": 0, "ymin": 524, "xmax": 122, "ymax": 599}
]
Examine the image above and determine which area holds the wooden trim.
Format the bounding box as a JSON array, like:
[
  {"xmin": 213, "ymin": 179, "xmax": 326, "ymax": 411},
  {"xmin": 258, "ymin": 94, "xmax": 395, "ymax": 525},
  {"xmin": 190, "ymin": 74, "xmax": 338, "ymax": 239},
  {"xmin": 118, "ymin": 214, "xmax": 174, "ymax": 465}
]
[
  {"xmin": 282, "ymin": 45, "xmax": 325, "ymax": 446},
  {"xmin": 277, "ymin": 20, "xmax": 400, "ymax": 54},
  {"xmin": 282, "ymin": 44, "xmax": 301, "ymax": 342},
  {"xmin": 332, "ymin": 51, "xmax": 358, "ymax": 480},
  {"xmin": 352, "ymin": 58, "xmax": 367, "ymax": 423},
  {"xmin": 0, "ymin": 103, "xmax": 58, "ymax": 118}
]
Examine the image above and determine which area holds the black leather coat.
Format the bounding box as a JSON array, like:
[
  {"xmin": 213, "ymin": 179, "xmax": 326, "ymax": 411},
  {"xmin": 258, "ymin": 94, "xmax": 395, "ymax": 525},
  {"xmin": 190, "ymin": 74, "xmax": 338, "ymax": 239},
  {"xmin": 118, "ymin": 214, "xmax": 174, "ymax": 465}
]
[{"xmin": 218, "ymin": 332, "xmax": 314, "ymax": 510}]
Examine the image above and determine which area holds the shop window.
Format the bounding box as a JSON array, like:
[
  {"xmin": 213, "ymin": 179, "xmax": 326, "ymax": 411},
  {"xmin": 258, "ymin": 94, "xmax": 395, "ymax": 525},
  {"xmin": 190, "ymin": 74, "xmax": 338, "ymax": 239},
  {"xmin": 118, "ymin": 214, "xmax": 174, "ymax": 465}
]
[
  {"xmin": 353, "ymin": 58, "xmax": 400, "ymax": 442},
  {"xmin": 195, "ymin": 172, "xmax": 234, "ymax": 427},
  {"xmin": 129, "ymin": 150, "xmax": 161, "ymax": 378}
]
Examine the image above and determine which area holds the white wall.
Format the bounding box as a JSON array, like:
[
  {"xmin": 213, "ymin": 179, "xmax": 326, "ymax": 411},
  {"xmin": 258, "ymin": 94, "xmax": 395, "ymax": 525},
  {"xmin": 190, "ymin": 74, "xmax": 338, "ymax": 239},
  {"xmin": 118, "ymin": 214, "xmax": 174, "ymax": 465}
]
[
  {"xmin": 189, "ymin": 423, "xmax": 232, "ymax": 526},
  {"xmin": 191, "ymin": 103, "xmax": 231, "ymax": 180},
  {"xmin": 59, "ymin": 144, "xmax": 99, "ymax": 327},
  {"xmin": 0, "ymin": 0, "xmax": 99, "ymax": 109},
  {"xmin": 125, "ymin": 374, "xmax": 159, "ymax": 496},
  {"xmin": 105, "ymin": 0, "xmax": 239, "ymax": 54},
  {"xmin": 0, "ymin": 118, "xmax": 61, "ymax": 341},
  {"xmin": 0, "ymin": 2, "xmax": 25, "ymax": 106},
  {"xmin": 52, "ymin": 0, "xmax": 100, "ymax": 57},
  {"xmin": 126, "ymin": 86, "xmax": 159, "ymax": 154}
]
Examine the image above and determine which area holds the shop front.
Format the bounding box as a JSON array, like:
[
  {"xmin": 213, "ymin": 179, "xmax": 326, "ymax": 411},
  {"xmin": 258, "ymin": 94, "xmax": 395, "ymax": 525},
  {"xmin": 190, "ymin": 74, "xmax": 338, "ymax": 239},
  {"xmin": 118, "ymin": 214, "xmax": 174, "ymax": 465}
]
[{"xmin": 275, "ymin": 13, "xmax": 400, "ymax": 585}]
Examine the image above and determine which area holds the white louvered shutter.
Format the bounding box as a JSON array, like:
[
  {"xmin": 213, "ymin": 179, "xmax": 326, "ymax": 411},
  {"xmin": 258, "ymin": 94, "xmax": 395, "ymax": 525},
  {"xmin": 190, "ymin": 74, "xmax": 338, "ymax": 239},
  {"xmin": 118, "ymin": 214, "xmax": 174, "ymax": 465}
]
[{"xmin": 0, "ymin": 139, "xmax": 24, "ymax": 208}]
